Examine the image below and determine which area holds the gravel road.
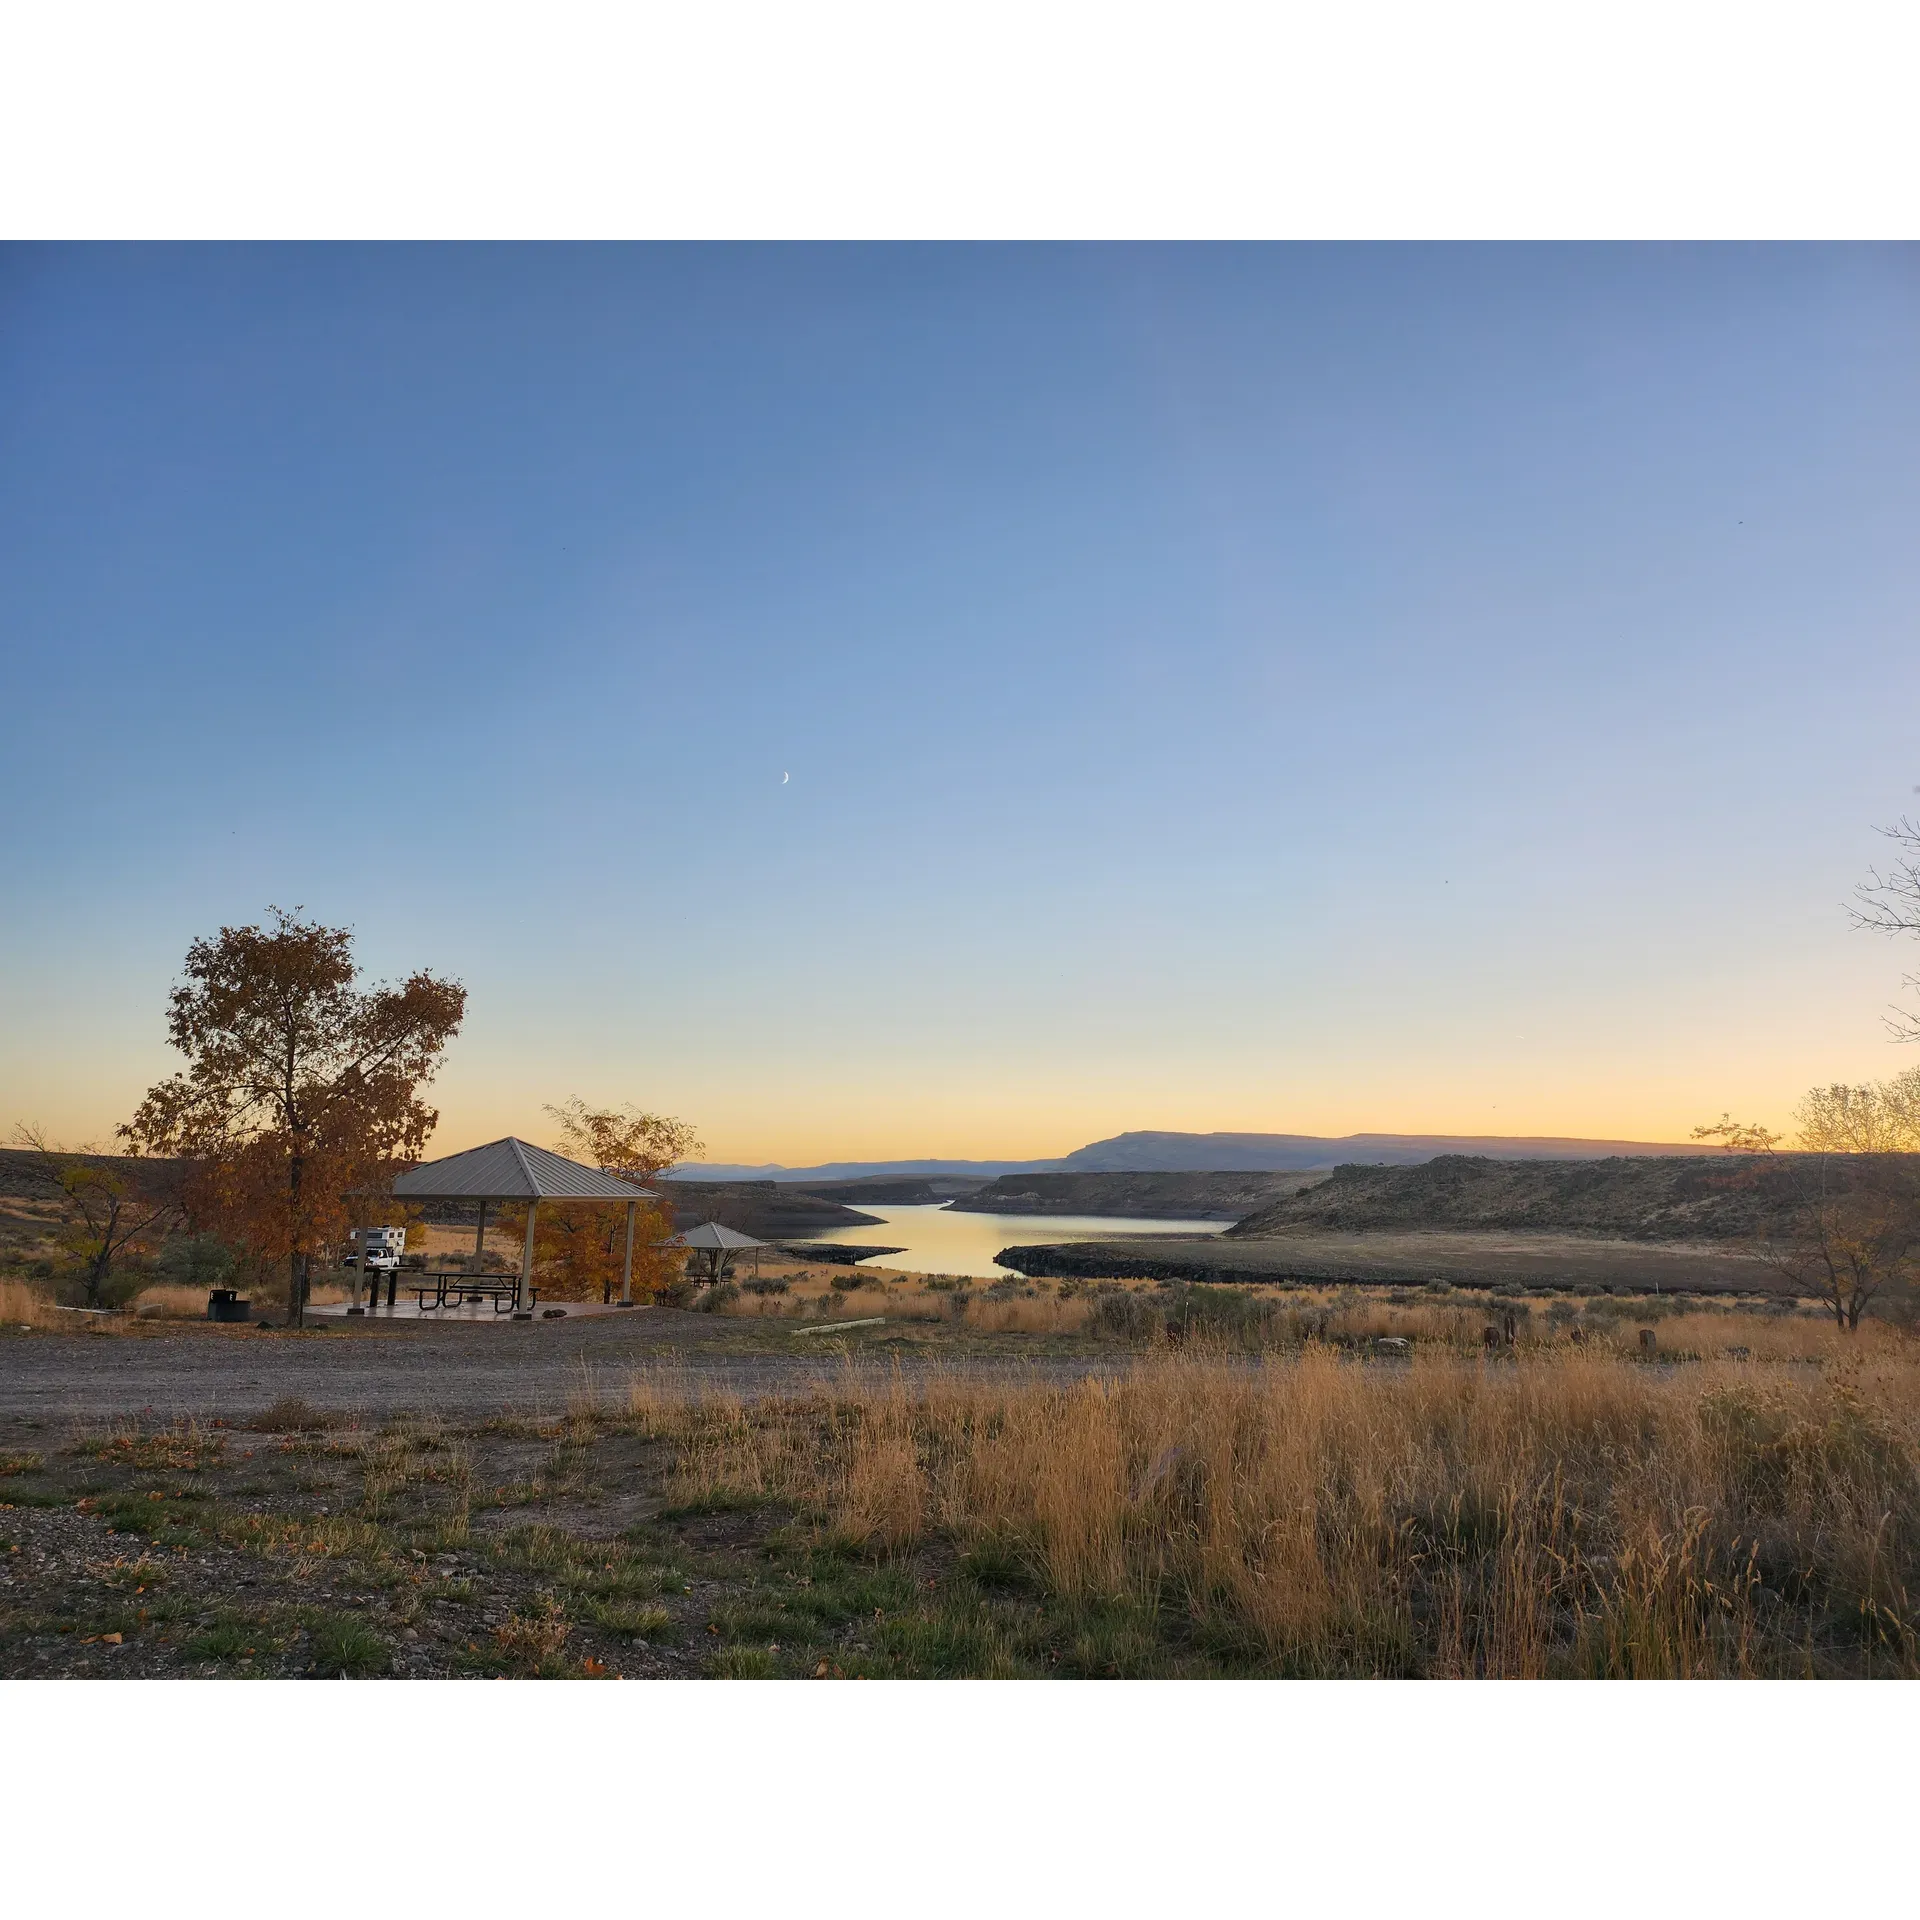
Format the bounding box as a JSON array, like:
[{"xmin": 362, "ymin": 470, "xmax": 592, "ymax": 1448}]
[{"xmin": 0, "ymin": 1315, "xmax": 1106, "ymax": 1421}]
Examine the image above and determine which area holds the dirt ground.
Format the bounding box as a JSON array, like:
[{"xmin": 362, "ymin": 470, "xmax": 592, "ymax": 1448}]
[{"xmin": 0, "ymin": 1402, "xmax": 928, "ymax": 1679}]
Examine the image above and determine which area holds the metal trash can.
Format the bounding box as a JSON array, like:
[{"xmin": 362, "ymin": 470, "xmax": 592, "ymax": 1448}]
[{"xmin": 207, "ymin": 1288, "xmax": 253, "ymax": 1323}]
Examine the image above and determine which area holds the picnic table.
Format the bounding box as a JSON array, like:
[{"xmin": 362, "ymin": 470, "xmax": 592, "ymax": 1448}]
[{"xmin": 410, "ymin": 1269, "xmax": 535, "ymax": 1314}]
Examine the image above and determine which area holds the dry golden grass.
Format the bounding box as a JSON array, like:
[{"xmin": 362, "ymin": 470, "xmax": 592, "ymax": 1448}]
[
  {"xmin": 132, "ymin": 1283, "xmax": 214, "ymax": 1319},
  {"xmin": 1, "ymin": 1273, "xmax": 353, "ymax": 1326},
  {"xmin": 1281, "ymin": 1297, "xmax": 1885, "ymax": 1361},
  {"xmin": 964, "ymin": 1295, "xmax": 1093, "ymax": 1335},
  {"xmin": 711, "ymin": 1269, "xmax": 1883, "ymax": 1361},
  {"xmin": 0, "ymin": 1277, "xmax": 69, "ymax": 1329},
  {"xmin": 630, "ymin": 1342, "xmax": 1920, "ymax": 1676},
  {"xmin": 714, "ymin": 1280, "xmax": 1095, "ymax": 1333}
]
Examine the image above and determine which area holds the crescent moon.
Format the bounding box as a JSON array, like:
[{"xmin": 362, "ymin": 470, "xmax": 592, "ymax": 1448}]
[{"xmin": 781, "ymin": 771, "xmax": 790, "ymax": 783}]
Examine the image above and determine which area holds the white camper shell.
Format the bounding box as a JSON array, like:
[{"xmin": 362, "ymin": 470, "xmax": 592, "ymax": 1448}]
[{"xmin": 349, "ymin": 1226, "xmax": 408, "ymax": 1270}]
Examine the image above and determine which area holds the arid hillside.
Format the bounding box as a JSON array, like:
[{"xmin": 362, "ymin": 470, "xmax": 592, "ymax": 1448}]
[
  {"xmin": 1227, "ymin": 1154, "xmax": 1809, "ymax": 1242},
  {"xmin": 950, "ymin": 1170, "xmax": 1326, "ymax": 1219},
  {"xmin": 0, "ymin": 1148, "xmax": 185, "ymax": 1203}
]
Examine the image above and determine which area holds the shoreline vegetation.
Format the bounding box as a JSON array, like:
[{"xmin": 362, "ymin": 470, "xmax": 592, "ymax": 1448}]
[{"xmin": 997, "ymin": 1230, "xmax": 1778, "ymax": 1295}]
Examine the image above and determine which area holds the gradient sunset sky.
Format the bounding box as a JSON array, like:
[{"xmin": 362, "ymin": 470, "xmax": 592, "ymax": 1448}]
[{"xmin": 3, "ymin": 244, "xmax": 1917, "ymax": 1163}]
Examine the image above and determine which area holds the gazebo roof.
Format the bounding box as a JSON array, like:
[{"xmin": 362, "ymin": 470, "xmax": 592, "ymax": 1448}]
[
  {"xmin": 391, "ymin": 1137, "xmax": 658, "ymax": 1203},
  {"xmin": 674, "ymin": 1221, "xmax": 764, "ymax": 1250}
]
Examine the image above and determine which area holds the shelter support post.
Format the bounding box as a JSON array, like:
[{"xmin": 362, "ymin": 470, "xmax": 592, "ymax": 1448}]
[
  {"xmin": 474, "ymin": 1198, "xmax": 488, "ymax": 1261},
  {"xmin": 514, "ymin": 1200, "xmax": 539, "ymax": 1318},
  {"xmin": 621, "ymin": 1202, "xmax": 636, "ymax": 1306}
]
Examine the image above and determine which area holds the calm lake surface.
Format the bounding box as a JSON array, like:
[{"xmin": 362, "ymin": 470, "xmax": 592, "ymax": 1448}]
[{"xmin": 787, "ymin": 1203, "xmax": 1229, "ymax": 1280}]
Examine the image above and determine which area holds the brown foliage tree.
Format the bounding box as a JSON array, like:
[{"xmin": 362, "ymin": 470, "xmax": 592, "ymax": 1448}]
[
  {"xmin": 120, "ymin": 907, "xmax": 466, "ymax": 1327},
  {"xmin": 1694, "ymin": 1069, "xmax": 1920, "ymax": 1330},
  {"xmin": 11, "ymin": 1125, "xmax": 180, "ymax": 1307},
  {"xmin": 493, "ymin": 1098, "xmax": 698, "ymax": 1303},
  {"xmin": 1854, "ymin": 814, "xmax": 1920, "ymax": 1040},
  {"xmin": 545, "ymin": 1097, "xmax": 701, "ymax": 1183}
]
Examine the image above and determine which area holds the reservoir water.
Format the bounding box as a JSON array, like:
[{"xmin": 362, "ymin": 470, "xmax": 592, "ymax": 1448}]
[{"xmin": 786, "ymin": 1202, "xmax": 1229, "ymax": 1279}]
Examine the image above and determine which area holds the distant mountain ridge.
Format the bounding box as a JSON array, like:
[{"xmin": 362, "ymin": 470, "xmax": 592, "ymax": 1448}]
[
  {"xmin": 676, "ymin": 1129, "xmax": 1701, "ymax": 1183},
  {"xmin": 1058, "ymin": 1130, "xmax": 1702, "ymax": 1172},
  {"xmin": 672, "ymin": 1158, "xmax": 1050, "ymax": 1183}
]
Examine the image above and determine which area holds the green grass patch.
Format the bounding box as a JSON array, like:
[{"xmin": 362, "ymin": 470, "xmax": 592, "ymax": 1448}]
[
  {"xmin": 706, "ymin": 1645, "xmax": 779, "ymax": 1678},
  {"xmin": 579, "ymin": 1599, "xmax": 672, "ymax": 1637},
  {"xmin": 707, "ymin": 1604, "xmax": 791, "ymax": 1642},
  {"xmin": 957, "ymin": 1537, "xmax": 1042, "ymax": 1594},
  {"xmin": 558, "ymin": 1562, "xmax": 668, "ymax": 1602},
  {"xmin": 307, "ymin": 1612, "xmax": 393, "ymax": 1677},
  {"xmin": 657, "ymin": 1489, "xmax": 773, "ymax": 1519},
  {"xmin": 872, "ymin": 1604, "xmax": 1037, "ymax": 1678},
  {"xmin": 184, "ymin": 1614, "xmax": 269, "ymax": 1664}
]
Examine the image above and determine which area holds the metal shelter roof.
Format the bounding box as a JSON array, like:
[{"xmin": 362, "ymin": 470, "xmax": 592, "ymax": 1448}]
[
  {"xmin": 673, "ymin": 1221, "xmax": 765, "ymax": 1250},
  {"xmin": 390, "ymin": 1137, "xmax": 659, "ymax": 1203}
]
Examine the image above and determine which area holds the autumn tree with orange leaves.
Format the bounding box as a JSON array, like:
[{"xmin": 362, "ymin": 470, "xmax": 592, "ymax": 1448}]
[
  {"xmin": 122, "ymin": 908, "xmax": 465, "ymax": 1327},
  {"xmin": 492, "ymin": 1098, "xmax": 698, "ymax": 1303}
]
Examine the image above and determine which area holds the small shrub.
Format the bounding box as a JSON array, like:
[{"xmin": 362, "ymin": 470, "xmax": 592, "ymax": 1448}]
[
  {"xmin": 495, "ymin": 1593, "xmax": 572, "ymax": 1670},
  {"xmin": 829, "ymin": 1273, "xmax": 861, "ymax": 1293},
  {"xmin": 92, "ymin": 1554, "xmax": 168, "ymax": 1592},
  {"xmin": 1089, "ymin": 1290, "xmax": 1163, "ymax": 1342},
  {"xmin": 742, "ymin": 1276, "xmax": 789, "ymax": 1296},
  {"xmin": 694, "ymin": 1281, "xmax": 740, "ymax": 1313},
  {"xmin": 1162, "ymin": 1284, "xmax": 1279, "ymax": 1346},
  {"xmin": 252, "ymin": 1397, "xmax": 343, "ymax": 1434}
]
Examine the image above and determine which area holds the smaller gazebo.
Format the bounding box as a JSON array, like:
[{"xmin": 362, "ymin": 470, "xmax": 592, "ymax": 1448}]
[
  {"xmin": 673, "ymin": 1221, "xmax": 766, "ymax": 1285},
  {"xmin": 390, "ymin": 1137, "xmax": 660, "ymax": 1317}
]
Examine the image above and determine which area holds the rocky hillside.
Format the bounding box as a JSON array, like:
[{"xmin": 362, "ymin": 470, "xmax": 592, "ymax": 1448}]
[
  {"xmin": 950, "ymin": 1170, "xmax": 1326, "ymax": 1219},
  {"xmin": 0, "ymin": 1148, "xmax": 186, "ymax": 1203},
  {"xmin": 1226, "ymin": 1155, "xmax": 1820, "ymax": 1242},
  {"xmin": 791, "ymin": 1176, "xmax": 990, "ymax": 1205}
]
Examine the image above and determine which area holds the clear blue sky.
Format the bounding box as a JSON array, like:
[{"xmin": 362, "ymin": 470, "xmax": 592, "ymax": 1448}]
[{"xmin": 3, "ymin": 244, "xmax": 1916, "ymax": 1160}]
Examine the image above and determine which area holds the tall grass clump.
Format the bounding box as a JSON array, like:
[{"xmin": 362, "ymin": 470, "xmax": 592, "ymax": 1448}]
[
  {"xmin": 0, "ymin": 1278, "xmax": 69, "ymax": 1329},
  {"xmin": 635, "ymin": 1346, "xmax": 1920, "ymax": 1676}
]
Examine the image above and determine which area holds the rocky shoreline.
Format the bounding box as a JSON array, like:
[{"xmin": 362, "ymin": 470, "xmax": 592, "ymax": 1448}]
[{"xmin": 775, "ymin": 1242, "xmax": 906, "ymax": 1267}]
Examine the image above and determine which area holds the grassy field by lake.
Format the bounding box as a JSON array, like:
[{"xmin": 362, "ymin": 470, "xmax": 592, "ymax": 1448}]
[{"xmin": 5, "ymin": 1331, "xmax": 1918, "ymax": 1678}]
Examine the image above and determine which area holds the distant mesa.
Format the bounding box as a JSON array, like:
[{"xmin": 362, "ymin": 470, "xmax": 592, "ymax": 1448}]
[
  {"xmin": 1054, "ymin": 1130, "xmax": 1704, "ymax": 1173},
  {"xmin": 675, "ymin": 1129, "xmax": 1706, "ymax": 1187}
]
